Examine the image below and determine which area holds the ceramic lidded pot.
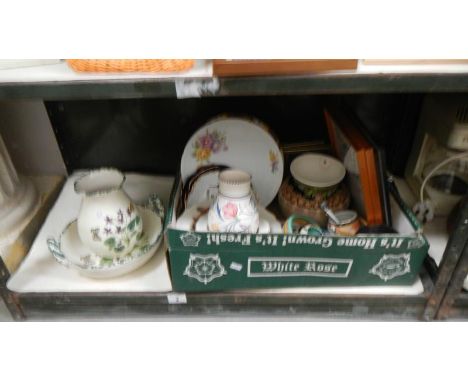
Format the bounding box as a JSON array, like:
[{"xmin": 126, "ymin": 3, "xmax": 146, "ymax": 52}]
[
  {"xmin": 74, "ymin": 168, "xmax": 143, "ymax": 258},
  {"xmin": 278, "ymin": 153, "xmax": 349, "ymax": 226},
  {"xmin": 327, "ymin": 210, "xmax": 361, "ymax": 236},
  {"xmin": 290, "ymin": 153, "xmax": 346, "ymax": 198},
  {"xmin": 207, "ymin": 169, "xmax": 259, "ymax": 233}
]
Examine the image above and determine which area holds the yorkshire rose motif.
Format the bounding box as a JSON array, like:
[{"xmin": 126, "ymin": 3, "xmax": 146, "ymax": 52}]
[
  {"xmin": 407, "ymin": 237, "xmax": 425, "ymax": 250},
  {"xmin": 184, "ymin": 254, "xmax": 227, "ymax": 284},
  {"xmin": 180, "ymin": 232, "xmax": 202, "ymax": 247},
  {"xmin": 369, "ymin": 253, "xmax": 411, "ymax": 281}
]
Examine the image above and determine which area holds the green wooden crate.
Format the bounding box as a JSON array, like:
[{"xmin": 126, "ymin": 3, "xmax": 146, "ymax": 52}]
[{"xmin": 165, "ymin": 177, "xmax": 429, "ymax": 292}]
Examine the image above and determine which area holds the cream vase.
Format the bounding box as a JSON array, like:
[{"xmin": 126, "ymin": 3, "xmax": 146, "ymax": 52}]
[{"xmin": 207, "ymin": 169, "xmax": 259, "ymax": 233}]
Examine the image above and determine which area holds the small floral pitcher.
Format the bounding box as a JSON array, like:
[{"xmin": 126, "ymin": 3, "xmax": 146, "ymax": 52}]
[
  {"xmin": 207, "ymin": 169, "xmax": 259, "ymax": 233},
  {"xmin": 74, "ymin": 168, "xmax": 143, "ymax": 258}
]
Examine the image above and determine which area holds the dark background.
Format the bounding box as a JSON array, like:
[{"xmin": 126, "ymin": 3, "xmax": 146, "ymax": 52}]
[{"xmin": 45, "ymin": 94, "xmax": 424, "ymax": 176}]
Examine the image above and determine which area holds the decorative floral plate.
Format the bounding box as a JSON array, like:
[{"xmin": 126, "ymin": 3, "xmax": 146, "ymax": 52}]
[
  {"xmin": 175, "ymin": 201, "xmax": 282, "ymax": 234},
  {"xmin": 47, "ymin": 195, "xmax": 164, "ymax": 279},
  {"xmin": 180, "ymin": 117, "xmax": 284, "ymax": 207}
]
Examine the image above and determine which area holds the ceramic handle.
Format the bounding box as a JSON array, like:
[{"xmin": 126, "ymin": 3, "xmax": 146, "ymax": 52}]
[
  {"xmin": 145, "ymin": 194, "xmax": 165, "ymax": 219},
  {"xmin": 47, "ymin": 237, "xmax": 69, "ymax": 267},
  {"xmin": 46, "ymin": 237, "xmax": 84, "ymax": 271},
  {"xmin": 206, "ymin": 186, "xmax": 218, "ymax": 204}
]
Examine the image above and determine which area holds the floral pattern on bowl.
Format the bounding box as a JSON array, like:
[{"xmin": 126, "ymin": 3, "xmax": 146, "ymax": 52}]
[
  {"xmin": 47, "ymin": 194, "xmax": 164, "ymax": 279},
  {"xmin": 192, "ymin": 129, "xmax": 228, "ymax": 164},
  {"xmin": 90, "ymin": 202, "xmax": 142, "ymax": 255}
]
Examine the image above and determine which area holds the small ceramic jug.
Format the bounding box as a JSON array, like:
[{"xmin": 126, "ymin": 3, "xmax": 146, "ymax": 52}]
[
  {"xmin": 74, "ymin": 168, "xmax": 143, "ymax": 258},
  {"xmin": 207, "ymin": 169, "xmax": 259, "ymax": 233}
]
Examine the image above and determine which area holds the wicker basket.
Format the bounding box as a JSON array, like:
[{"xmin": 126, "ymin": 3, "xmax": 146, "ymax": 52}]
[{"xmin": 67, "ymin": 59, "xmax": 194, "ymax": 73}]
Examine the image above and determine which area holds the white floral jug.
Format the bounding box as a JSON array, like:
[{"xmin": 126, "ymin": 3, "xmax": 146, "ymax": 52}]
[
  {"xmin": 74, "ymin": 168, "xmax": 143, "ymax": 258},
  {"xmin": 207, "ymin": 169, "xmax": 259, "ymax": 233}
]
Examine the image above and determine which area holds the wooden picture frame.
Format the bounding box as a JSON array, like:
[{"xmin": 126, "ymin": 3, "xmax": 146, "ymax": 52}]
[
  {"xmin": 324, "ymin": 107, "xmax": 385, "ymax": 226},
  {"xmin": 213, "ymin": 59, "xmax": 358, "ymax": 77}
]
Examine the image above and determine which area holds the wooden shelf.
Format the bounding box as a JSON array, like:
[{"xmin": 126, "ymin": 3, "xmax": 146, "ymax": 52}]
[
  {"xmin": 12, "ymin": 265, "xmax": 433, "ymax": 321},
  {"xmin": 1, "ymin": 63, "xmax": 467, "ymax": 321},
  {"xmin": 3, "ymin": 61, "xmax": 468, "ymax": 100}
]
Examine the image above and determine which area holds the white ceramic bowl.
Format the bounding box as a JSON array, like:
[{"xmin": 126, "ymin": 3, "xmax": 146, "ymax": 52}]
[
  {"xmin": 48, "ymin": 195, "xmax": 164, "ymax": 279},
  {"xmin": 290, "ymin": 153, "xmax": 346, "ymax": 189}
]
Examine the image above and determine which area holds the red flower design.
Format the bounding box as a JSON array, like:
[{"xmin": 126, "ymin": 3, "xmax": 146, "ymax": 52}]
[
  {"xmin": 199, "ymin": 134, "xmax": 214, "ymax": 149},
  {"xmin": 222, "ymin": 202, "xmax": 238, "ymax": 219}
]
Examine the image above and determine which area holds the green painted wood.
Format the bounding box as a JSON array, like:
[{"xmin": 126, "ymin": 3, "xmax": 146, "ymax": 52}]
[
  {"xmin": 423, "ymin": 200, "xmax": 468, "ymax": 320},
  {"xmin": 437, "ymin": 242, "xmax": 468, "ymax": 320},
  {"xmin": 19, "ymin": 302, "xmax": 426, "ymax": 321},
  {"xmin": 0, "ymin": 80, "xmax": 177, "ymax": 100},
  {"xmin": 442, "ymin": 292, "xmax": 468, "ymax": 319},
  {"xmin": 11, "ymin": 265, "xmax": 434, "ymax": 320},
  {"xmin": 3, "ymin": 73, "xmax": 468, "ymax": 100}
]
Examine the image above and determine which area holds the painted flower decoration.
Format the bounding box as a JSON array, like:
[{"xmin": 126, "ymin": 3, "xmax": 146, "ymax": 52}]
[
  {"xmin": 192, "ymin": 129, "xmax": 228, "ymax": 164},
  {"xmin": 222, "ymin": 202, "xmax": 238, "ymax": 219},
  {"xmin": 91, "ymin": 228, "xmax": 101, "ymax": 241},
  {"xmin": 195, "ymin": 147, "xmax": 211, "ymax": 162},
  {"xmin": 269, "ymin": 150, "xmax": 279, "ymax": 173},
  {"xmin": 90, "ymin": 203, "xmax": 142, "ymax": 255},
  {"xmin": 199, "ymin": 134, "xmax": 214, "ymax": 148}
]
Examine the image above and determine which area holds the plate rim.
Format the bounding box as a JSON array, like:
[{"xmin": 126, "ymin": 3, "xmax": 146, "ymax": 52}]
[{"xmin": 180, "ymin": 116, "xmax": 284, "ymax": 206}]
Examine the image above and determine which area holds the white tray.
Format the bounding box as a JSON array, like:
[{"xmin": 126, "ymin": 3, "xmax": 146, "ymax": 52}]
[
  {"xmin": 7, "ymin": 172, "xmax": 174, "ymax": 293},
  {"xmin": 391, "ymin": 178, "xmax": 468, "ymax": 291}
]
